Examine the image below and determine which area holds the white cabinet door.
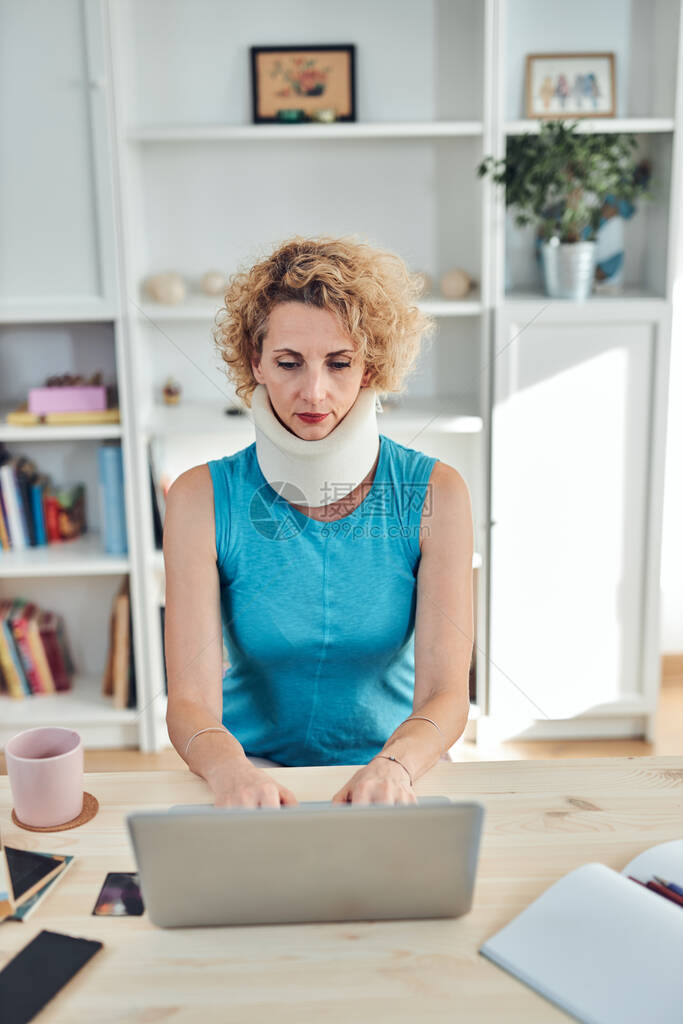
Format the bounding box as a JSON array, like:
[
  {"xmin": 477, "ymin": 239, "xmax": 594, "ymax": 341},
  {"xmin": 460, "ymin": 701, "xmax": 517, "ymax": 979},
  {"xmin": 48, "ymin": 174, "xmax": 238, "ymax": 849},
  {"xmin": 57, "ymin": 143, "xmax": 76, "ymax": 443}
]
[
  {"xmin": 488, "ymin": 310, "xmax": 656, "ymax": 729},
  {"xmin": 0, "ymin": 0, "xmax": 115, "ymax": 307}
]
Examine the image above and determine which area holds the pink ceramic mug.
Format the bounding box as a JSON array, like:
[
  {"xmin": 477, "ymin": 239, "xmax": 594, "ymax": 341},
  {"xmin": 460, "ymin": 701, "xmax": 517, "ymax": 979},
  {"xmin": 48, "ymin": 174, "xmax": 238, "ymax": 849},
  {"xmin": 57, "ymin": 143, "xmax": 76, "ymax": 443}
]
[{"xmin": 5, "ymin": 726, "xmax": 84, "ymax": 827}]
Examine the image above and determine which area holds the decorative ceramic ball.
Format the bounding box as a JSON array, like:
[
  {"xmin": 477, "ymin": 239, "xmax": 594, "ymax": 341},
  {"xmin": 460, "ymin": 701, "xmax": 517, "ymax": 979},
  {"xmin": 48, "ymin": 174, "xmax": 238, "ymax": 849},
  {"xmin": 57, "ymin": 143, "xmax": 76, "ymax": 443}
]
[
  {"xmin": 145, "ymin": 272, "xmax": 186, "ymax": 305},
  {"xmin": 200, "ymin": 270, "xmax": 227, "ymax": 296},
  {"xmin": 414, "ymin": 270, "xmax": 433, "ymax": 296},
  {"xmin": 440, "ymin": 268, "xmax": 473, "ymax": 300}
]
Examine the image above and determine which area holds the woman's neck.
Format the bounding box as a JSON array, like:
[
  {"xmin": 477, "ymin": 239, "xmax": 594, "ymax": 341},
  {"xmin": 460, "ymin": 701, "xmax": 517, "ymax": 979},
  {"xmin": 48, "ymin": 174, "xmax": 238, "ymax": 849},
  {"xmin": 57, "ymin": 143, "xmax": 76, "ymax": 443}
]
[{"xmin": 289, "ymin": 446, "xmax": 380, "ymax": 522}]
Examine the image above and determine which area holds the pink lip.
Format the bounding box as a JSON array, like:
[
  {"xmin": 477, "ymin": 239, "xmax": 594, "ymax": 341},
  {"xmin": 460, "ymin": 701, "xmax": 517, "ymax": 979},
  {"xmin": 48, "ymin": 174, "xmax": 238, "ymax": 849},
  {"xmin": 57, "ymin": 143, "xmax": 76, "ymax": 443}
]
[{"xmin": 297, "ymin": 413, "xmax": 328, "ymax": 421}]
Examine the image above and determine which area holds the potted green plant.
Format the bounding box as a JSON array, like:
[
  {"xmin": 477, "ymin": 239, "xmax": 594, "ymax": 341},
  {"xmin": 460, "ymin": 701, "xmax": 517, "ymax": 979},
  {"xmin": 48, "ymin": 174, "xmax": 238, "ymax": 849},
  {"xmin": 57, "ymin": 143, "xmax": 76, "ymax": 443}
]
[{"xmin": 477, "ymin": 120, "xmax": 653, "ymax": 300}]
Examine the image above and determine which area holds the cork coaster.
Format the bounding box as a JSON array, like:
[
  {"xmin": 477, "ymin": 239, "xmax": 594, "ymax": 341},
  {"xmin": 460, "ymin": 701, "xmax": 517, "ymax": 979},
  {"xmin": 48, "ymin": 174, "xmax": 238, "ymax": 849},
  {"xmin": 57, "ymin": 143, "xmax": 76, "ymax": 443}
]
[{"xmin": 11, "ymin": 791, "xmax": 99, "ymax": 832}]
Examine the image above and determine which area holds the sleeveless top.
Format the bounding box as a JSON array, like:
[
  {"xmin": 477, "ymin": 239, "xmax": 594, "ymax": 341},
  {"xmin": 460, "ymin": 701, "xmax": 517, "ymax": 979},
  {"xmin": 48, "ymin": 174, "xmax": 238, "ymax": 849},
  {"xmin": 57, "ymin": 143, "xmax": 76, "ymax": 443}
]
[{"xmin": 207, "ymin": 433, "xmax": 438, "ymax": 767}]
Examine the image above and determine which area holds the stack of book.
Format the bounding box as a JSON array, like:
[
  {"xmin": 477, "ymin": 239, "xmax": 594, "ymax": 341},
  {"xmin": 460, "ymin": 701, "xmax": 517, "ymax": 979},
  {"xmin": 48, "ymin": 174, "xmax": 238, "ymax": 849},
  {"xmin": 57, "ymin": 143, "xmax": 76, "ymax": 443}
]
[
  {"xmin": 1, "ymin": 834, "xmax": 75, "ymax": 922},
  {"xmin": 0, "ymin": 444, "xmax": 86, "ymax": 551},
  {"xmin": 5, "ymin": 373, "xmax": 119, "ymax": 428},
  {"xmin": 5, "ymin": 405, "xmax": 120, "ymax": 427},
  {"xmin": 0, "ymin": 599, "xmax": 74, "ymax": 699},
  {"xmin": 5, "ymin": 405, "xmax": 120, "ymax": 425}
]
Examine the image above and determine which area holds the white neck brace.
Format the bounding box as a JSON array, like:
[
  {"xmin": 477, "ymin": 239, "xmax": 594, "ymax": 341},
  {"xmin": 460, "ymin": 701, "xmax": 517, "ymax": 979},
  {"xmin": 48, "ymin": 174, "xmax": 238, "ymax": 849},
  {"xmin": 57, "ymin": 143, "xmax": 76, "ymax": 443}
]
[{"xmin": 251, "ymin": 383, "xmax": 381, "ymax": 507}]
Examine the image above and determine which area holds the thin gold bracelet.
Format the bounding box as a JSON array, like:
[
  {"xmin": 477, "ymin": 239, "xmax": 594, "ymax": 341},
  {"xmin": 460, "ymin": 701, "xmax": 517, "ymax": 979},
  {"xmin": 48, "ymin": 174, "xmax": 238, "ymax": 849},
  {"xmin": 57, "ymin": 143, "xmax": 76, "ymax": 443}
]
[
  {"xmin": 184, "ymin": 726, "xmax": 229, "ymax": 759},
  {"xmin": 373, "ymin": 753, "xmax": 413, "ymax": 787},
  {"xmin": 405, "ymin": 715, "xmax": 446, "ymax": 756}
]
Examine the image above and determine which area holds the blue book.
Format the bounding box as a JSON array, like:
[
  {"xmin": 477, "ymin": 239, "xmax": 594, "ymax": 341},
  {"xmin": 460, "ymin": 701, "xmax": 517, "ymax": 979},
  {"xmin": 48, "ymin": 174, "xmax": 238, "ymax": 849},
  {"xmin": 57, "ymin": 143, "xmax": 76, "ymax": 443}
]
[
  {"xmin": 30, "ymin": 476, "xmax": 48, "ymax": 546},
  {"xmin": 98, "ymin": 443, "xmax": 128, "ymax": 555}
]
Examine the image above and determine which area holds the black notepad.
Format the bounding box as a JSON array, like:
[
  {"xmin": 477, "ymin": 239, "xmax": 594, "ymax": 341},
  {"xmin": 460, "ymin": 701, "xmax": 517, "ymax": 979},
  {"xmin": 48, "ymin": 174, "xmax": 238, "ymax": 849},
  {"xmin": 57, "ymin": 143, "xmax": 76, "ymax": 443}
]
[
  {"xmin": 5, "ymin": 847, "xmax": 66, "ymax": 905},
  {"xmin": 0, "ymin": 930, "xmax": 103, "ymax": 1024}
]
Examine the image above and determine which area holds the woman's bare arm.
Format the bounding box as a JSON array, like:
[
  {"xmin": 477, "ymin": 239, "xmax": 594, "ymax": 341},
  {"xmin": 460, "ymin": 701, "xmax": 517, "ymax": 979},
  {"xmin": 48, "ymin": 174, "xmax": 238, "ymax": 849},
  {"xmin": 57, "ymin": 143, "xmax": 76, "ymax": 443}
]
[{"xmin": 163, "ymin": 465, "xmax": 249, "ymax": 787}]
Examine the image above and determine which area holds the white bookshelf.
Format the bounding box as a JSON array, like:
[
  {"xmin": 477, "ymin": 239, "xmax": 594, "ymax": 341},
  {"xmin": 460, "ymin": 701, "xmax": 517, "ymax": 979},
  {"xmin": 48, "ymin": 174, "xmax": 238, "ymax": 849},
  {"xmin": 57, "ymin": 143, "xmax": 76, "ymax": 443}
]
[
  {"xmin": 0, "ymin": 302, "xmax": 118, "ymax": 324},
  {"xmin": 0, "ymin": 679, "xmax": 140, "ymax": 749},
  {"xmin": 0, "ymin": 417, "xmax": 122, "ymax": 443},
  {"xmin": 1, "ymin": 0, "xmax": 678, "ymax": 751},
  {"xmin": 0, "ymin": 532, "xmax": 129, "ymax": 578},
  {"xmin": 127, "ymin": 121, "xmax": 485, "ymax": 142},
  {"xmin": 143, "ymin": 396, "xmax": 483, "ymax": 441},
  {"xmin": 135, "ymin": 294, "xmax": 485, "ymax": 321},
  {"xmin": 0, "ymin": 682, "xmax": 138, "ymax": 725},
  {"xmin": 504, "ymin": 118, "xmax": 676, "ymax": 134},
  {"xmin": 0, "ymin": 1, "xmax": 148, "ymax": 750}
]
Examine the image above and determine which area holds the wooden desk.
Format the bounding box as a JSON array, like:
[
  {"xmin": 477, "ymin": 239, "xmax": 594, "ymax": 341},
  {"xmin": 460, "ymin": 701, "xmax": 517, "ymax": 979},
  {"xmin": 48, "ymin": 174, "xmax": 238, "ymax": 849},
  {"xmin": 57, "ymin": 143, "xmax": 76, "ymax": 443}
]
[{"xmin": 1, "ymin": 757, "xmax": 681, "ymax": 1023}]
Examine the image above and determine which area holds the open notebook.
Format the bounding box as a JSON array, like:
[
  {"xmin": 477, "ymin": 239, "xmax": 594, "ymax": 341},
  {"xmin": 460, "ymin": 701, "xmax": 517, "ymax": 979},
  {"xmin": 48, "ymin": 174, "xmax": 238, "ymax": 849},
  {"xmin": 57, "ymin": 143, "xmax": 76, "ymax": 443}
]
[{"xmin": 479, "ymin": 839, "xmax": 683, "ymax": 1024}]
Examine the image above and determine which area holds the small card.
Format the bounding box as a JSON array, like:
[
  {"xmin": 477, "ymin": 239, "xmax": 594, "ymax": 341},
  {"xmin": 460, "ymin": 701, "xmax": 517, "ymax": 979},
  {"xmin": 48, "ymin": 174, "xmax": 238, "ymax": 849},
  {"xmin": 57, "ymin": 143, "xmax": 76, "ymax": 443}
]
[{"xmin": 92, "ymin": 872, "xmax": 144, "ymax": 916}]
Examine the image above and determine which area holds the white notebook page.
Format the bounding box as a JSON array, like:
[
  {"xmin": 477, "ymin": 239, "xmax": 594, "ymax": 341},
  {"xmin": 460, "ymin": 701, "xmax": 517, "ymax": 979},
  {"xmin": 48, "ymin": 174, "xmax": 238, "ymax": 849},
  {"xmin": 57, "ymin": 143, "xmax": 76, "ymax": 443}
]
[{"xmin": 480, "ymin": 862, "xmax": 683, "ymax": 1024}]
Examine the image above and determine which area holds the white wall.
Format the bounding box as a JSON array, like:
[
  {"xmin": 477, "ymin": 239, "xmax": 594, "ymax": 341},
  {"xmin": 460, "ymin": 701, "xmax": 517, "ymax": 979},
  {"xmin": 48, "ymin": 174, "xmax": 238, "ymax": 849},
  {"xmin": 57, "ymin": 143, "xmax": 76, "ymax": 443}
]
[{"xmin": 661, "ymin": 283, "xmax": 683, "ymax": 651}]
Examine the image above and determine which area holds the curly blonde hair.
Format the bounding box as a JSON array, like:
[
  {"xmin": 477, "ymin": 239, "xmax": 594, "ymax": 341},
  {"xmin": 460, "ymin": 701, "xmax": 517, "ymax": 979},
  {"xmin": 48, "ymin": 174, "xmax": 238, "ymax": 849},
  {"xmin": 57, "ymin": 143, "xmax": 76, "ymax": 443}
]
[{"xmin": 212, "ymin": 234, "xmax": 435, "ymax": 406}]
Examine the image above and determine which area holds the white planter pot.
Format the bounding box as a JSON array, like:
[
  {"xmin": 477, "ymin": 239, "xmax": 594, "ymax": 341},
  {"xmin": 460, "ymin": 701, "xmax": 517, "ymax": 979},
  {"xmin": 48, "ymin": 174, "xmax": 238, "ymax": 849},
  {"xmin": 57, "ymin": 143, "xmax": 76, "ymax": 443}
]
[{"xmin": 540, "ymin": 239, "xmax": 597, "ymax": 300}]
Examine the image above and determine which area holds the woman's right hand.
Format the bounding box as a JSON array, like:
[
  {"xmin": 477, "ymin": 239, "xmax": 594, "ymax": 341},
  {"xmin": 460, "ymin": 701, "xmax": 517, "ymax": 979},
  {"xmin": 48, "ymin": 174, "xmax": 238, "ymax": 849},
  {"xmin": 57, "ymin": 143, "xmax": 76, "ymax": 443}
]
[{"xmin": 211, "ymin": 759, "xmax": 299, "ymax": 808}]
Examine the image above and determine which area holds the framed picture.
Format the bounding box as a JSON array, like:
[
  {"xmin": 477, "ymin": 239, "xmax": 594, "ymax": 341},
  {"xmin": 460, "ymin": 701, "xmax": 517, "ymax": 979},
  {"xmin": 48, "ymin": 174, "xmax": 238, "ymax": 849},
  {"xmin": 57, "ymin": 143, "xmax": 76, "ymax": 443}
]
[
  {"xmin": 250, "ymin": 44, "xmax": 356, "ymax": 123},
  {"xmin": 525, "ymin": 52, "xmax": 616, "ymax": 119}
]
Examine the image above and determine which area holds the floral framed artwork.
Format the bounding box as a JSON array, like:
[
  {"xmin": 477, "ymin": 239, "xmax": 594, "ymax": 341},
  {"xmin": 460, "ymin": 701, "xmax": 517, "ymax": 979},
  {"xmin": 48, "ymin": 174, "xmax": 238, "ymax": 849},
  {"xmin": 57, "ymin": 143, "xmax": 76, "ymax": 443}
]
[
  {"xmin": 250, "ymin": 44, "xmax": 356, "ymax": 123},
  {"xmin": 525, "ymin": 52, "xmax": 616, "ymax": 119}
]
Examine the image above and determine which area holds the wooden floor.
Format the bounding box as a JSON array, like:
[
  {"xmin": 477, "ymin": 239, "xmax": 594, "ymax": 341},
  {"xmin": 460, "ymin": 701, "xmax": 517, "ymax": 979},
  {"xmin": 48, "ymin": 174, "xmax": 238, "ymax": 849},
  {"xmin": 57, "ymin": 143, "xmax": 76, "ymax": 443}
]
[{"xmin": 2, "ymin": 669, "xmax": 681, "ymax": 774}]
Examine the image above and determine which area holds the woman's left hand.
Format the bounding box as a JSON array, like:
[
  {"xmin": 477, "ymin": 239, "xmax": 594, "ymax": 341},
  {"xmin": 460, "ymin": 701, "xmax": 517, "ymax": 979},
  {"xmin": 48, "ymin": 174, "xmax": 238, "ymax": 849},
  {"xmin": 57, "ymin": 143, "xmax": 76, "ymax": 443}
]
[{"xmin": 331, "ymin": 757, "xmax": 418, "ymax": 805}]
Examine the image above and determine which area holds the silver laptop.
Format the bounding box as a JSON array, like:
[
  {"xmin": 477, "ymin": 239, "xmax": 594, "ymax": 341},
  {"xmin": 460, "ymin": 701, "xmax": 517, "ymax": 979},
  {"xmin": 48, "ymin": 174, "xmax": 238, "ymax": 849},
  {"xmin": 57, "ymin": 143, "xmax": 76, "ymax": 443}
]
[{"xmin": 126, "ymin": 797, "xmax": 484, "ymax": 928}]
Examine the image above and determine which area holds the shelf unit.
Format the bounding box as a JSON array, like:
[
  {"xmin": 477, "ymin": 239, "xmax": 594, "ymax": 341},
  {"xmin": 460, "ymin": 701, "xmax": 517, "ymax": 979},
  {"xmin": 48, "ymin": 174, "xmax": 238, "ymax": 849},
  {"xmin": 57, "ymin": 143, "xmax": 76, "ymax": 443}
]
[
  {"xmin": 134, "ymin": 294, "xmax": 485, "ymax": 321},
  {"xmin": 0, "ymin": 418, "xmax": 122, "ymax": 444},
  {"xmin": 485, "ymin": 0, "xmax": 682, "ymax": 743},
  {"xmin": 0, "ymin": 532, "xmax": 129, "ymax": 579},
  {"xmin": 1, "ymin": 0, "xmax": 679, "ymax": 751},
  {"xmin": 127, "ymin": 121, "xmax": 485, "ymax": 142},
  {"xmin": 0, "ymin": 1, "xmax": 148, "ymax": 750}
]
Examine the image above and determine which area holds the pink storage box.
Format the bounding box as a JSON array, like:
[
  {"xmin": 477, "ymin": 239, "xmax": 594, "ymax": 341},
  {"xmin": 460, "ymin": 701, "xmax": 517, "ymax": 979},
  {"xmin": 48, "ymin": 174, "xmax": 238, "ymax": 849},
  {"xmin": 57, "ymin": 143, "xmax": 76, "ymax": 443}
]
[{"xmin": 28, "ymin": 385, "xmax": 107, "ymax": 415}]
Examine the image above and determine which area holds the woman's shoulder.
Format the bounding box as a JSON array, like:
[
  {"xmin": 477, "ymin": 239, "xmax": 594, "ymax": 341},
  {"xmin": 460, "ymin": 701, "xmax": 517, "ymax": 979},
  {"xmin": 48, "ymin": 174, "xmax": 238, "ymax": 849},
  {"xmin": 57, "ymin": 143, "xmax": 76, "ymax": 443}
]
[
  {"xmin": 166, "ymin": 463, "xmax": 213, "ymax": 503},
  {"xmin": 206, "ymin": 443, "xmax": 256, "ymax": 480},
  {"xmin": 381, "ymin": 434, "xmax": 465, "ymax": 485},
  {"xmin": 380, "ymin": 433, "xmax": 439, "ymax": 479},
  {"xmin": 380, "ymin": 435, "xmax": 470, "ymax": 531},
  {"xmin": 167, "ymin": 443, "xmax": 256, "ymax": 513},
  {"xmin": 163, "ymin": 464, "xmax": 217, "ymax": 562}
]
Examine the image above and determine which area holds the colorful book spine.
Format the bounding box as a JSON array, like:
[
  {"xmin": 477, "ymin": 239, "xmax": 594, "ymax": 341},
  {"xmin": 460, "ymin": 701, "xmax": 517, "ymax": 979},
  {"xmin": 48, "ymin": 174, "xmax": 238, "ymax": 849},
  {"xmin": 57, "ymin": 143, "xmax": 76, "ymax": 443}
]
[
  {"xmin": 37, "ymin": 610, "xmax": 72, "ymax": 691},
  {"xmin": 44, "ymin": 490, "xmax": 61, "ymax": 542},
  {"xmin": 9, "ymin": 600, "xmax": 43, "ymax": 693},
  {"xmin": 98, "ymin": 443, "xmax": 128, "ymax": 555},
  {"xmin": 0, "ymin": 487, "xmax": 10, "ymax": 550},
  {"xmin": 0, "ymin": 463, "xmax": 27, "ymax": 550},
  {"xmin": 30, "ymin": 476, "xmax": 48, "ymax": 546},
  {"xmin": 26, "ymin": 605, "xmax": 56, "ymax": 693},
  {"xmin": 55, "ymin": 483, "xmax": 86, "ymax": 541},
  {"xmin": 0, "ymin": 602, "xmax": 31, "ymax": 697},
  {"xmin": 15, "ymin": 458, "xmax": 37, "ymax": 546},
  {"xmin": 55, "ymin": 612, "xmax": 75, "ymax": 677}
]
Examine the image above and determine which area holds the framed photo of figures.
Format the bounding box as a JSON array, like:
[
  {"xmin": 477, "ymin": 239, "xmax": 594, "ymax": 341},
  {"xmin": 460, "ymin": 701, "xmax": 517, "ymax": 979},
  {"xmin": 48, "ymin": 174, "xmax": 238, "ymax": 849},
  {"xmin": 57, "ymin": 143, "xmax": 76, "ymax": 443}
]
[{"xmin": 525, "ymin": 52, "xmax": 616, "ymax": 119}]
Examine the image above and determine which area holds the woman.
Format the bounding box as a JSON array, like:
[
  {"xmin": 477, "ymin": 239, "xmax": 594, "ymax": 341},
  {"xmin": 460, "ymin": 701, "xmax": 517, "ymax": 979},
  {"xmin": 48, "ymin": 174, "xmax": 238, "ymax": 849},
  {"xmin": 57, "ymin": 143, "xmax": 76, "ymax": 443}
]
[{"xmin": 164, "ymin": 236, "xmax": 474, "ymax": 808}]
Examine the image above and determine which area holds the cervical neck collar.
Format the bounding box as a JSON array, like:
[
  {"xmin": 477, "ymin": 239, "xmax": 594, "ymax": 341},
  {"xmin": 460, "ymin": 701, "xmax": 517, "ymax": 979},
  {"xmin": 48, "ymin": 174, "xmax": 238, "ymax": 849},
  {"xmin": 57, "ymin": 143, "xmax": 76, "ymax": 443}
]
[{"xmin": 251, "ymin": 382, "xmax": 381, "ymax": 507}]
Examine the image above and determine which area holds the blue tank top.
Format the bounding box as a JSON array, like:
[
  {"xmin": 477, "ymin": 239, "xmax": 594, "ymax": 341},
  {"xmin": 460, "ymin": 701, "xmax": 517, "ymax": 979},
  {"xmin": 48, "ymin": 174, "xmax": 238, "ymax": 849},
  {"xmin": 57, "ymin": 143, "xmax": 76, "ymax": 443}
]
[{"xmin": 207, "ymin": 433, "xmax": 438, "ymax": 767}]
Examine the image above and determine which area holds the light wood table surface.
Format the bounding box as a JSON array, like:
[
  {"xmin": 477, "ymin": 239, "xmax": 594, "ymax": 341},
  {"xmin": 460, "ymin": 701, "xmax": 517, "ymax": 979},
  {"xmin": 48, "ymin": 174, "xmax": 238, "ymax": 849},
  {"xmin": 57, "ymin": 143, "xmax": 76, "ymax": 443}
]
[{"xmin": 1, "ymin": 756, "xmax": 682, "ymax": 1023}]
